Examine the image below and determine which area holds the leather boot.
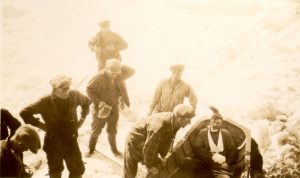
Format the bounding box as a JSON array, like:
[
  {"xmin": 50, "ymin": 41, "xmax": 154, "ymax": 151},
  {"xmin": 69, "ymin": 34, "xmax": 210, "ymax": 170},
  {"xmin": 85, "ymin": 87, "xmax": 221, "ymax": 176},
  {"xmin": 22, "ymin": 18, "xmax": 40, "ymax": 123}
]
[{"xmin": 108, "ymin": 134, "xmax": 123, "ymax": 157}]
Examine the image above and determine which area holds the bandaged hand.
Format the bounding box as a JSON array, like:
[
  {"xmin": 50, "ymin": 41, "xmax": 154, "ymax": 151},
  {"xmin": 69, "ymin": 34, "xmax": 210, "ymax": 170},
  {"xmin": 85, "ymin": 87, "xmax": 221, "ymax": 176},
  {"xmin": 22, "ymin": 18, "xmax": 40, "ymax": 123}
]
[{"xmin": 212, "ymin": 153, "xmax": 226, "ymax": 164}]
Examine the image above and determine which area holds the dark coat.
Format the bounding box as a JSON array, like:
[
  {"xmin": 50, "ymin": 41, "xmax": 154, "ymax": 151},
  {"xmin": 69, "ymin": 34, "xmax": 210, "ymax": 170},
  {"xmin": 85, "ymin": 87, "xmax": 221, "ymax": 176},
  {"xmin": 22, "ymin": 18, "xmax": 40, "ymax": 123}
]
[
  {"xmin": 20, "ymin": 90, "xmax": 91, "ymax": 139},
  {"xmin": 1, "ymin": 109, "xmax": 21, "ymax": 140},
  {"xmin": 87, "ymin": 65, "xmax": 135, "ymax": 107},
  {"xmin": 192, "ymin": 128, "xmax": 237, "ymax": 167},
  {"xmin": 0, "ymin": 138, "xmax": 27, "ymax": 177}
]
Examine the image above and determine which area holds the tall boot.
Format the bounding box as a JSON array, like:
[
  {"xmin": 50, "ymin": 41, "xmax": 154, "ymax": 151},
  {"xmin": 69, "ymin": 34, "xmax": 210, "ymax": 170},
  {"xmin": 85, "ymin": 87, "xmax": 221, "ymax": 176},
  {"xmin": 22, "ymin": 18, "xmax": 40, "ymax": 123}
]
[{"xmin": 108, "ymin": 134, "xmax": 123, "ymax": 157}]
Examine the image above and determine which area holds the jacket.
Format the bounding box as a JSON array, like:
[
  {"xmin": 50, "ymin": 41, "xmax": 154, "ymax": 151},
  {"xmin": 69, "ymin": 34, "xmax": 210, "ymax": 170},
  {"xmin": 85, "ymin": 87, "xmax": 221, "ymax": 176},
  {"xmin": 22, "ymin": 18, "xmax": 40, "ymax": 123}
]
[
  {"xmin": 0, "ymin": 138, "xmax": 27, "ymax": 177},
  {"xmin": 126, "ymin": 112, "xmax": 178, "ymax": 169},
  {"xmin": 20, "ymin": 90, "xmax": 91, "ymax": 138},
  {"xmin": 150, "ymin": 78, "xmax": 198, "ymax": 113},
  {"xmin": 192, "ymin": 128, "xmax": 237, "ymax": 166},
  {"xmin": 89, "ymin": 30, "xmax": 128, "ymax": 60},
  {"xmin": 1, "ymin": 108, "xmax": 21, "ymax": 140},
  {"xmin": 87, "ymin": 65, "xmax": 135, "ymax": 107}
]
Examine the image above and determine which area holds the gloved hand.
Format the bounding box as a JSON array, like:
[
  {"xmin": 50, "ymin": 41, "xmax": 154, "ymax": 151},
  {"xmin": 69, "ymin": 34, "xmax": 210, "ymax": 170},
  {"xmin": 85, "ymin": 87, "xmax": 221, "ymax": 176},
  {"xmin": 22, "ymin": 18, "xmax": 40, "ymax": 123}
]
[
  {"xmin": 212, "ymin": 153, "xmax": 226, "ymax": 164},
  {"xmin": 98, "ymin": 101, "xmax": 112, "ymax": 118}
]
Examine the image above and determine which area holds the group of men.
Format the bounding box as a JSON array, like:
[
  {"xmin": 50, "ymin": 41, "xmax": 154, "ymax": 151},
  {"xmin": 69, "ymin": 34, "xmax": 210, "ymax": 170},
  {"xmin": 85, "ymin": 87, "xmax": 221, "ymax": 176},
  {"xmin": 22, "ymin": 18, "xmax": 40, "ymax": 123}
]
[{"xmin": 1, "ymin": 20, "xmax": 264, "ymax": 178}]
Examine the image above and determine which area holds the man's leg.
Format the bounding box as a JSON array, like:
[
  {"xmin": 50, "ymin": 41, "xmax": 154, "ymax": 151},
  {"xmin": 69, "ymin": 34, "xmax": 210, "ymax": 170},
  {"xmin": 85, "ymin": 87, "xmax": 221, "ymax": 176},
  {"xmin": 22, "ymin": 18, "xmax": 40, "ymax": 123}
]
[
  {"xmin": 64, "ymin": 140, "xmax": 85, "ymax": 178},
  {"xmin": 123, "ymin": 143, "xmax": 140, "ymax": 178},
  {"xmin": 45, "ymin": 149, "xmax": 64, "ymax": 178},
  {"xmin": 86, "ymin": 107, "xmax": 107, "ymax": 156},
  {"xmin": 106, "ymin": 106, "xmax": 122, "ymax": 156}
]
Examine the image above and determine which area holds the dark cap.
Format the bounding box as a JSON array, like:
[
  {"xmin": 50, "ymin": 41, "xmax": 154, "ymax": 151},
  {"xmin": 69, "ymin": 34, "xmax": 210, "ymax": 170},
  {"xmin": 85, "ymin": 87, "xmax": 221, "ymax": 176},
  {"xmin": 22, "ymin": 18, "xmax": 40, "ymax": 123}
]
[{"xmin": 16, "ymin": 125, "xmax": 41, "ymax": 154}]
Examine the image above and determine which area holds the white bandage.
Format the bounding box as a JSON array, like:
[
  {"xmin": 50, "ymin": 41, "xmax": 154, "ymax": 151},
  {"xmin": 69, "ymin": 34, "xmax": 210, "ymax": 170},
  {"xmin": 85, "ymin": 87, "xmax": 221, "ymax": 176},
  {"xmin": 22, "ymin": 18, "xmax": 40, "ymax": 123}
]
[{"xmin": 212, "ymin": 153, "xmax": 226, "ymax": 164}]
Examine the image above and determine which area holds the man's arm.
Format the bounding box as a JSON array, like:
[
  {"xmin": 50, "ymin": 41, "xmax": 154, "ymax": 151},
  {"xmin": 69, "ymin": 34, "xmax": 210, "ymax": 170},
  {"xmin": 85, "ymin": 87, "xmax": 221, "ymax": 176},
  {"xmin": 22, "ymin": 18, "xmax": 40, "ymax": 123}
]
[
  {"xmin": 120, "ymin": 65, "xmax": 135, "ymax": 80},
  {"xmin": 1, "ymin": 109, "xmax": 21, "ymax": 136},
  {"xmin": 114, "ymin": 33, "xmax": 128, "ymax": 51},
  {"xmin": 223, "ymin": 130, "xmax": 238, "ymax": 165},
  {"xmin": 73, "ymin": 90, "xmax": 91, "ymax": 128},
  {"xmin": 86, "ymin": 74, "xmax": 102, "ymax": 105},
  {"xmin": 143, "ymin": 131, "xmax": 162, "ymax": 169},
  {"xmin": 19, "ymin": 98, "xmax": 47, "ymax": 131},
  {"xmin": 187, "ymin": 84, "xmax": 198, "ymax": 109},
  {"xmin": 149, "ymin": 81, "xmax": 163, "ymax": 115},
  {"xmin": 88, "ymin": 33, "xmax": 101, "ymax": 53},
  {"xmin": 192, "ymin": 129, "xmax": 212, "ymax": 160}
]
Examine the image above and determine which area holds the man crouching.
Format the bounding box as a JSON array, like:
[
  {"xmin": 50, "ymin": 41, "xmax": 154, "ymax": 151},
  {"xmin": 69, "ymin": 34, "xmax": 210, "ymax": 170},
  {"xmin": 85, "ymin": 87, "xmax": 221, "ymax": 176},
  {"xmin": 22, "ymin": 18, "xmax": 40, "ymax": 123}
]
[{"xmin": 123, "ymin": 104, "xmax": 195, "ymax": 178}]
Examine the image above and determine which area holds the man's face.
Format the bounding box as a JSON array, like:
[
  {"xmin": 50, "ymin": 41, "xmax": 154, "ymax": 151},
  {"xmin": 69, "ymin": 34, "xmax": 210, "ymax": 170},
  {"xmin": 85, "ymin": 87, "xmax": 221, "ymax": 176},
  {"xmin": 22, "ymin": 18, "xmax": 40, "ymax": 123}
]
[
  {"xmin": 100, "ymin": 25, "xmax": 110, "ymax": 33},
  {"xmin": 54, "ymin": 86, "xmax": 70, "ymax": 99},
  {"xmin": 171, "ymin": 71, "xmax": 183, "ymax": 82},
  {"xmin": 178, "ymin": 116, "xmax": 192, "ymax": 128},
  {"xmin": 15, "ymin": 141, "xmax": 28, "ymax": 153},
  {"xmin": 210, "ymin": 118, "xmax": 222, "ymax": 130}
]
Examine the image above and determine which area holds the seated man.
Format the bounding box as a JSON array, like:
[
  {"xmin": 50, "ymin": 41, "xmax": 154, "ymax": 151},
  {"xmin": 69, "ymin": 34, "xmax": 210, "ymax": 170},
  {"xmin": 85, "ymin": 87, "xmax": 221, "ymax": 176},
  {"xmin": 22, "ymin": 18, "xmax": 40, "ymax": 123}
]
[{"xmin": 191, "ymin": 106, "xmax": 237, "ymax": 178}]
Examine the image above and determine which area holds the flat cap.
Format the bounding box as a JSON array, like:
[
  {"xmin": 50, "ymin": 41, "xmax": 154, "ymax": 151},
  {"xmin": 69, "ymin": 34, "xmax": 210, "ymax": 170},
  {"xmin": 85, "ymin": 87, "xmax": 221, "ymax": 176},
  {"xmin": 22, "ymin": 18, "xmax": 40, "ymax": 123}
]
[{"xmin": 50, "ymin": 75, "xmax": 72, "ymax": 89}]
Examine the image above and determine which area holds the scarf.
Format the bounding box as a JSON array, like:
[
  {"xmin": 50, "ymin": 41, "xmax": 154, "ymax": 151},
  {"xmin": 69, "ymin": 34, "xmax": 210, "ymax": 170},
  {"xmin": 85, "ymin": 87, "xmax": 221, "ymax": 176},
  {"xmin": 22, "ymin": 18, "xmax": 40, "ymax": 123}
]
[{"xmin": 208, "ymin": 126, "xmax": 224, "ymax": 153}]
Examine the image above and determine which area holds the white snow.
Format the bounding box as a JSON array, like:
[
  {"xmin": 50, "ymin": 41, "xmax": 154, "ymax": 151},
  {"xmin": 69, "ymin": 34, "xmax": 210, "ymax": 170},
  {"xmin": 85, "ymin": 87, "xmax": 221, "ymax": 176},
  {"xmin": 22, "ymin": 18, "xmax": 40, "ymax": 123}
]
[{"xmin": 1, "ymin": 0, "xmax": 300, "ymax": 177}]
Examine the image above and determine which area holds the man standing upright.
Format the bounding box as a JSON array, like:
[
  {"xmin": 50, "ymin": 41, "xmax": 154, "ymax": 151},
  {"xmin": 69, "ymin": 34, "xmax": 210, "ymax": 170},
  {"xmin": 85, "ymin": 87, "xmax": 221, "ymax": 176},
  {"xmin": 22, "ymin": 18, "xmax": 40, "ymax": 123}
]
[
  {"xmin": 123, "ymin": 104, "xmax": 196, "ymax": 178},
  {"xmin": 149, "ymin": 64, "xmax": 198, "ymax": 115},
  {"xmin": 85, "ymin": 59, "xmax": 135, "ymax": 157},
  {"xmin": 88, "ymin": 20, "xmax": 128, "ymax": 70},
  {"xmin": 20, "ymin": 75, "xmax": 91, "ymax": 178}
]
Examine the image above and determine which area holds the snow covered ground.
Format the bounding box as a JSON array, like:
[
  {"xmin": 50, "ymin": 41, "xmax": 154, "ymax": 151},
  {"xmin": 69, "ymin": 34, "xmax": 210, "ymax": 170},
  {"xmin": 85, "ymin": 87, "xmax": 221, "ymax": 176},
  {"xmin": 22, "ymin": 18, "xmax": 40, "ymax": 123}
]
[{"xmin": 1, "ymin": 0, "xmax": 300, "ymax": 177}]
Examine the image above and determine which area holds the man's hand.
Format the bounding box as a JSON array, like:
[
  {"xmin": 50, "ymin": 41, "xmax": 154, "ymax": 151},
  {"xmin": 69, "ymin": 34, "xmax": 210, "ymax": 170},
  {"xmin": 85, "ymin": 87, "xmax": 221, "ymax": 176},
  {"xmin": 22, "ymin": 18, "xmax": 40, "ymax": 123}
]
[
  {"xmin": 221, "ymin": 162, "xmax": 229, "ymax": 169},
  {"xmin": 148, "ymin": 167, "xmax": 159, "ymax": 175},
  {"xmin": 77, "ymin": 118, "xmax": 85, "ymax": 129}
]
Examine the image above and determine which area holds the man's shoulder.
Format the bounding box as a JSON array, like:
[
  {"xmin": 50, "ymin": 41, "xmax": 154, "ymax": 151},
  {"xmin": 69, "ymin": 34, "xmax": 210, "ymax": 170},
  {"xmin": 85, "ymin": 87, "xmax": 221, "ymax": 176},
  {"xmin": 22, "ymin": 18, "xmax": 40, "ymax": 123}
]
[
  {"xmin": 220, "ymin": 128, "xmax": 232, "ymax": 136},
  {"xmin": 148, "ymin": 112, "xmax": 173, "ymax": 130},
  {"xmin": 157, "ymin": 78, "xmax": 170, "ymax": 86},
  {"xmin": 199, "ymin": 127, "xmax": 209, "ymax": 134}
]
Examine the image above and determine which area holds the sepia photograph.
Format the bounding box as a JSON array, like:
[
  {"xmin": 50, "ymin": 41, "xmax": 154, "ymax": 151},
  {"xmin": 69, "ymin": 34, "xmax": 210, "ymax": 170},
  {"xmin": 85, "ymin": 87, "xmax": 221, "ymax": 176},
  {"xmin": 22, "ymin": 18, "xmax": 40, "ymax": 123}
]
[{"xmin": 1, "ymin": 0, "xmax": 300, "ymax": 177}]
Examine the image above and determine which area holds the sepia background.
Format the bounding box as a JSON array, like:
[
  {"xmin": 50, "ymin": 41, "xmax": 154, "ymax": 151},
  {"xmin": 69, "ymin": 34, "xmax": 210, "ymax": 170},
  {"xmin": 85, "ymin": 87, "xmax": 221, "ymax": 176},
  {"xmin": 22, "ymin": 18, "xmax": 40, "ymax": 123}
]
[{"xmin": 1, "ymin": 0, "xmax": 300, "ymax": 177}]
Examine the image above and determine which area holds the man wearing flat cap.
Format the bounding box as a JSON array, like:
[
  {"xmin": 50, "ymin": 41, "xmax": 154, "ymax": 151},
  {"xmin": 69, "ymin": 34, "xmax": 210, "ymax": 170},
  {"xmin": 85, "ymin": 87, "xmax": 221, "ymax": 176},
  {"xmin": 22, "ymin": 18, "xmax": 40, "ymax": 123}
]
[
  {"xmin": 149, "ymin": 64, "xmax": 198, "ymax": 115},
  {"xmin": 88, "ymin": 20, "xmax": 128, "ymax": 70},
  {"xmin": 20, "ymin": 75, "xmax": 91, "ymax": 178},
  {"xmin": 86, "ymin": 59, "xmax": 135, "ymax": 157},
  {"xmin": 0, "ymin": 125, "xmax": 41, "ymax": 177},
  {"xmin": 123, "ymin": 104, "xmax": 195, "ymax": 178}
]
